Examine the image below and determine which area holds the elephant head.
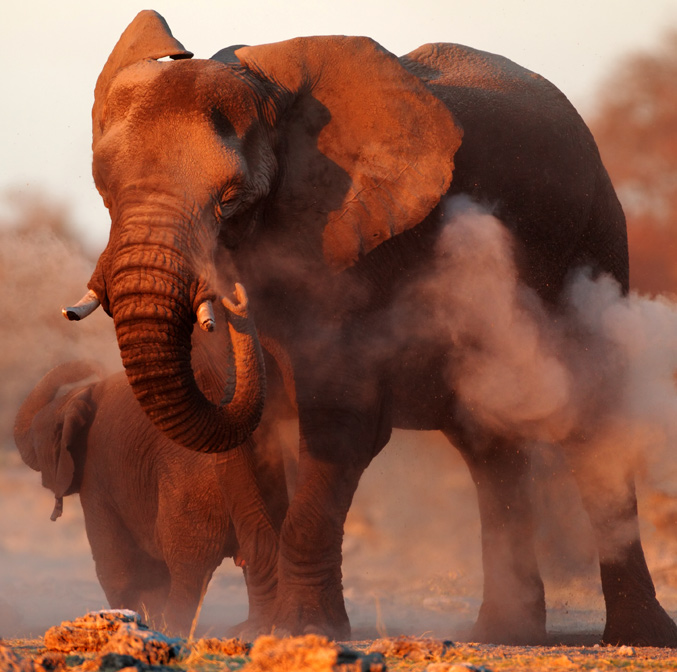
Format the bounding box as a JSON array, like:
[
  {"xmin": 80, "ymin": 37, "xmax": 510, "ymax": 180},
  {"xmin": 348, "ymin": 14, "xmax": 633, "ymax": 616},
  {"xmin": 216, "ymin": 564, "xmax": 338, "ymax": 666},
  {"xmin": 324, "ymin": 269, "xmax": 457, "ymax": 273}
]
[{"xmin": 68, "ymin": 10, "xmax": 462, "ymax": 453}]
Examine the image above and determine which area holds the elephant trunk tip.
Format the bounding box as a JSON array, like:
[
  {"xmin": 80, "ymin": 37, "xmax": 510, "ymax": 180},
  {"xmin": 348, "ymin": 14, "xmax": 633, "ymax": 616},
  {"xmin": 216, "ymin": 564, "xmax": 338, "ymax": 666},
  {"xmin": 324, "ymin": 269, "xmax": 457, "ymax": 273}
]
[
  {"xmin": 222, "ymin": 282, "xmax": 249, "ymax": 317},
  {"xmin": 196, "ymin": 284, "xmax": 249, "ymax": 331}
]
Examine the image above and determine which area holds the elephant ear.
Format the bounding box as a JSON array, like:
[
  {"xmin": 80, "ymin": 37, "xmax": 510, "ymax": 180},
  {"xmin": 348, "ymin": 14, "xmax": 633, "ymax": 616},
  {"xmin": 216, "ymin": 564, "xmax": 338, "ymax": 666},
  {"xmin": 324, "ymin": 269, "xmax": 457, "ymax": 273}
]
[
  {"xmin": 93, "ymin": 10, "xmax": 193, "ymax": 147},
  {"xmin": 31, "ymin": 386, "xmax": 95, "ymax": 501},
  {"xmin": 235, "ymin": 37, "xmax": 463, "ymax": 271}
]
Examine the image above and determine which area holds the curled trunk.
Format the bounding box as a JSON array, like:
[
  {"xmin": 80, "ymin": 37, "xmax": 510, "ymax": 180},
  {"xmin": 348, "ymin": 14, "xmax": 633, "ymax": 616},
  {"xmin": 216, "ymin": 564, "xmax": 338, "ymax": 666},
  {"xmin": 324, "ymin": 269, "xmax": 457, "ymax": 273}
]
[{"xmin": 110, "ymin": 251, "xmax": 265, "ymax": 453}]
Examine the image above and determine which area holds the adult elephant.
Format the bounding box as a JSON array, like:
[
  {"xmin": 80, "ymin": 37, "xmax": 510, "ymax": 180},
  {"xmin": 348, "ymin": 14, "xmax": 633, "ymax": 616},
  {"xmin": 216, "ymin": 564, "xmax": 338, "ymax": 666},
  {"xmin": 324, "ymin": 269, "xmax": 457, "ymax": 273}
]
[
  {"xmin": 18, "ymin": 293, "xmax": 290, "ymax": 635},
  {"xmin": 65, "ymin": 10, "xmax": 677, "ymax": 645}
]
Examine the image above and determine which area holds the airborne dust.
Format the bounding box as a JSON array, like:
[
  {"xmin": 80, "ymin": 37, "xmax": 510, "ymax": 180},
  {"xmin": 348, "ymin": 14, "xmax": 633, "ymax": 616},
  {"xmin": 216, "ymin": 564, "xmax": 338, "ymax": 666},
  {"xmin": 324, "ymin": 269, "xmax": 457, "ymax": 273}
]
[{"xmin": 2, "ymin": 191, "xmax": 677, "ymax": 639}]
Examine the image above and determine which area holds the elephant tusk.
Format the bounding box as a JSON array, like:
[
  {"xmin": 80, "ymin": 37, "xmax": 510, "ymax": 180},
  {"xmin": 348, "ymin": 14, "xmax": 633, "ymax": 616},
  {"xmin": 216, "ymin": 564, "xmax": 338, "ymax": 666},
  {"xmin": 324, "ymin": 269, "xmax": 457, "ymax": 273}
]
[
  {"xmin": 62, "ymin": 290, "xmax": 101, "ymax": 321},
  {"xmin": 197, "ymin": 299, "xmax": 216, "ymax": 332}
]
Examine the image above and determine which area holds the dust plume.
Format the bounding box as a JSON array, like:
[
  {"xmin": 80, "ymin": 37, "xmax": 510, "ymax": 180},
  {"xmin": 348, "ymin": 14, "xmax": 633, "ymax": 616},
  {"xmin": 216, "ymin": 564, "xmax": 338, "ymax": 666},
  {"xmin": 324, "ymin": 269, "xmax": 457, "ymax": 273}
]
[
  {"xmin": 0, "ymin": 192, "xmax": 122, "ymax": 637},
  {"xmin": 342, "ymin": 196, "xmax": 677, "ymax": 639},
  {"xmin": 399, "ymin": 195, "xmax": 677, "ymax": 588},
  {"xmin": 0, "ymin": 200, "xmax": 121, "ymax": 448},
  {"xmin": 417, "ymin": 197, "xmax": 579, "ymax": 443},
  {"xmin": 414, "ymin": 196, "xmax": 677, "ymax": 482}
]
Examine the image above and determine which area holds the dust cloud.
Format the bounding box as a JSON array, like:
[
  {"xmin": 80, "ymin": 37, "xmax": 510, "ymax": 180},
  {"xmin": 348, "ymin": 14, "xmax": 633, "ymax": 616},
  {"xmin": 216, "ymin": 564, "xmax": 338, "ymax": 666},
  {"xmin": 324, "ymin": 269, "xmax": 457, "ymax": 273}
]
[
  {"xmin": 3, "ymin": 191, "xmax": 677, "ymax": 640},
  {"xmin": 0, "ymin": 192, "xmax": 120, "ymax": 637},
  {"xmin": 347, "ymin": 194, "xmax": 677, "ymax": 636},
  {"xmin": 412, "ymin": 196, "xmax": 677, "ymax": 488},
  {"xmin": 0, "ymin": 202, "xmax": 121, "ymax": 442}
]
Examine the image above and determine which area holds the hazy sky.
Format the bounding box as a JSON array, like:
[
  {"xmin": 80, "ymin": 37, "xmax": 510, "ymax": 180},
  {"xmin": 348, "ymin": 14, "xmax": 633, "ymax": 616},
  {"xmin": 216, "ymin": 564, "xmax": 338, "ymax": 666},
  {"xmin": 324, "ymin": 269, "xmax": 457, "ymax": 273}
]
[{"xmin": 3, "ymin": 0, "xmax": 676, "ymax": 251}]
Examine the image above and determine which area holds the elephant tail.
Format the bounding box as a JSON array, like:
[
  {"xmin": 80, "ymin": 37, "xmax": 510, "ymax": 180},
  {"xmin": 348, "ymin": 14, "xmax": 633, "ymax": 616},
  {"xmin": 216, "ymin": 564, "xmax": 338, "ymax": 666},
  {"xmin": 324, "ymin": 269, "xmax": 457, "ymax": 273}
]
[{"xmin": 13, "ymin": 360, "xmax": 102, "ymax": 471}]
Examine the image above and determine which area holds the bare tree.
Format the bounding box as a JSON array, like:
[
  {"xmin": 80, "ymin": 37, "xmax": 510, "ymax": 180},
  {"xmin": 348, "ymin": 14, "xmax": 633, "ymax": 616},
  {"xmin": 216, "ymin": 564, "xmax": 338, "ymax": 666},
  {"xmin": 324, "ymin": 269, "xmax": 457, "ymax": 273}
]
[
  {"xmin": 591, "ymin": 30, "xmax": 677, "ymax": 296},
  {"xmin": 0, "ymin": 189, "xmax": 120, "ymax": 453}
]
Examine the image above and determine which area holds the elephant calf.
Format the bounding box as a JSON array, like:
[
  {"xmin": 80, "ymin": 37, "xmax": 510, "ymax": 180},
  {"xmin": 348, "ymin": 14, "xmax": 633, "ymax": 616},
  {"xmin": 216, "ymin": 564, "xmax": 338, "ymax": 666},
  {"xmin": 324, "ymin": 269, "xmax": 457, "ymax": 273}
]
[{"xmin": 14, "ymin": 301, "xmax": 290, "ymax": 635}]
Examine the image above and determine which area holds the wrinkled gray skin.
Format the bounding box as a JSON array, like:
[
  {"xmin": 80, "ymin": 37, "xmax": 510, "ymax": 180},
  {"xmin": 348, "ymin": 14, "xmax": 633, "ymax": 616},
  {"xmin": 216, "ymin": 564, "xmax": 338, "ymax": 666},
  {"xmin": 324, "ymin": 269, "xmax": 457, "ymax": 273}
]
[
  {"xmin": 14, "ymin": 307, "xmax": 290, "ymax": 636},
  {"xmin": 77, "ymin": 10, "xmax": 677, "ymax": 645}
]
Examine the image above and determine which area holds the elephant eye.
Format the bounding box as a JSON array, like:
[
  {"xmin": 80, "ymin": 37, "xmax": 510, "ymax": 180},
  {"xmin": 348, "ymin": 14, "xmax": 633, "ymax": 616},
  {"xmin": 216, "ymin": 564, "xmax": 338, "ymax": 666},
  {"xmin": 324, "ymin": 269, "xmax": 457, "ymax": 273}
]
[{"xmin": 215, "ymin": 183, "xmax": 241, "ymax": 220}]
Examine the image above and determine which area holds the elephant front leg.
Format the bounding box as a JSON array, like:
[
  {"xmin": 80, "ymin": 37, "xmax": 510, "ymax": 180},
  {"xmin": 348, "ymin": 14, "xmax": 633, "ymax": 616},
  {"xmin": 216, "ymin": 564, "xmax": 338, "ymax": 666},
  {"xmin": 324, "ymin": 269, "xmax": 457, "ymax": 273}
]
[
  {"xmin": 567, "ymin": 452, "xmax": 677, "ymax": 647},
  {"xmin": 455, "ymin": 435, "xmax": 547, "ymax": 645},
  {"xmin": 271, "ymin": 408, "xmax": 378, "ymax": 639},
  {"xmin": 215, "ymin": 443, "xmax": 281, "ymax": 633}
]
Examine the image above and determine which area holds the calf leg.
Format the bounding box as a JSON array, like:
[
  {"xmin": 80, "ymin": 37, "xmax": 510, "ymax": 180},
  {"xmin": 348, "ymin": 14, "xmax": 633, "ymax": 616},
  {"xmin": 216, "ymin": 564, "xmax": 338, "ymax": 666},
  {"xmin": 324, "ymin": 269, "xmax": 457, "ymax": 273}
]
[{"xmin": 86, "ymin": 513, "xmax": 171, "ymax": 627}]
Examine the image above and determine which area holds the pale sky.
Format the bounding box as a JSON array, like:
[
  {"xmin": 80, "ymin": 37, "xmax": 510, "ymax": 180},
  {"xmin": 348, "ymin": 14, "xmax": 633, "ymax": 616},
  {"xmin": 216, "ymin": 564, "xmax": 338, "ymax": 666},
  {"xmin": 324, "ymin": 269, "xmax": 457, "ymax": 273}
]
[{"xmin": 3, "ymin": 0, "xmax": 676, "ymax": 251}]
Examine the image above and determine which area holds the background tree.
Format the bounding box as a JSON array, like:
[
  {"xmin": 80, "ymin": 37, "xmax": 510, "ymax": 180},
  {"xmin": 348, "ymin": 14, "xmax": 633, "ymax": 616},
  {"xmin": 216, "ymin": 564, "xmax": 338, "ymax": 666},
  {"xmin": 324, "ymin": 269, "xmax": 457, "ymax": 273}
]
[
  {"xmin": 591, "ymin": 30, "xmax": 677, "ymax": 296},
  {"xmin": 0, "ymin": 190, "xmax": 120, "ymax": 452},
  {"xmin": 592, "ymin": 31, "xmax": 677, "ymax": 587}
]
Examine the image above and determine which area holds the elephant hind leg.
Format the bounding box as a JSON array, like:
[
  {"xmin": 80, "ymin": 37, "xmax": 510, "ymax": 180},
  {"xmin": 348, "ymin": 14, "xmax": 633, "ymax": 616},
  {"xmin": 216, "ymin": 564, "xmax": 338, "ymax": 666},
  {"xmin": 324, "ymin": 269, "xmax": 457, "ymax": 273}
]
[
  {"xmin": 125, "ymin": 561, "xmax": 172, "ymax": 629},
  {"xmin": 448, "ymin": 431, "xmax": 547, "ymax": 645},
  {"xmin": 161, "ymin": 567, "xmax": 217, "ymax": 637},
  {"xmin": 566, "ymin": 450, "xmax": 677, "ymax": 647},
  {"xmin": 599, "ymin": 539, "xmax": 677, "ymax": 647}
]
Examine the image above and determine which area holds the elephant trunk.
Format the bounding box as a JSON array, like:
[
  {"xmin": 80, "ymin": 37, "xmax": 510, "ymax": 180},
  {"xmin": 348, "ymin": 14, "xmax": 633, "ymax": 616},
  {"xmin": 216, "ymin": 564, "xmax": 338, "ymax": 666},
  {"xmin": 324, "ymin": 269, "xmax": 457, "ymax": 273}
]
[
  {"xmin": 110, "ymin": 248, "xmax": 265, "ymax": 453},
  {"xmin": 14, "ymin": 361, "xmax": 100, "ymax": 470}
]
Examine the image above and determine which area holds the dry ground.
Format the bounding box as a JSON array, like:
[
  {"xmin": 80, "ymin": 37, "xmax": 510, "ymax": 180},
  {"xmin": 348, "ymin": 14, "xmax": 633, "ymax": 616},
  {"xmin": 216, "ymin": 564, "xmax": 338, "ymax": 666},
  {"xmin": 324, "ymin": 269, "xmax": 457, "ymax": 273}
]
[
  {"xmin": 5, "ymin": 633, "xmax": 677, "ymax": 672},
  {"xmin": 4, "ymin": 431, "xmax": 677, "ymax": 670}
]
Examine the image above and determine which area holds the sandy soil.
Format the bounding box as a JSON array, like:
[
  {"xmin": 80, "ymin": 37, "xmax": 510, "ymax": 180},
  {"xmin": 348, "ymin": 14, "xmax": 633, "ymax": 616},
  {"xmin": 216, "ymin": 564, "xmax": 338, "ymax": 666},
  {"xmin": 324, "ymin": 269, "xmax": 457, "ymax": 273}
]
[
  {"xmin": 3, "ymin": 429, "xmax": 677, "ymax": 668},
  {"xmin": 5, "ymin": 634, "xmax": 677, "ymax": 672},
  {"xmin": 0, "ymin": 433, "xmax": 602, "ymax": 640}
]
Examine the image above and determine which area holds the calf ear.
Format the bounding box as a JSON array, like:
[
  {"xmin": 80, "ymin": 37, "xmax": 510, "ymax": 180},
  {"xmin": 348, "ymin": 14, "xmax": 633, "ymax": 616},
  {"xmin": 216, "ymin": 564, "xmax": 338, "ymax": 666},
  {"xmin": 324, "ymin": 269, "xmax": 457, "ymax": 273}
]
[
  {"xmin": 236, "ymin": 36, "xmax": 462, "ymax": 271},
  {"xmin": 93, "ymin": 10, "xmax": 192, "ymax": 147},
  {"xmin": 33, "ymin": 386, "xmax": 95, "ymax": 499}
]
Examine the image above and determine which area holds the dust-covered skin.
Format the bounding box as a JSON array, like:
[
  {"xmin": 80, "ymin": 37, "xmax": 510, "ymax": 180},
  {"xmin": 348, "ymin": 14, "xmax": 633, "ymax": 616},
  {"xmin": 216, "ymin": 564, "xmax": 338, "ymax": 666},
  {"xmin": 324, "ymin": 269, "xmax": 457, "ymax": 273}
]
[
  {"xmin": 13, "ymin": 301, "xmax": 291, "ymax": 636},
  {"xmin": 76, "ymin": 9, "xmax": 677, "ymax": 644}
]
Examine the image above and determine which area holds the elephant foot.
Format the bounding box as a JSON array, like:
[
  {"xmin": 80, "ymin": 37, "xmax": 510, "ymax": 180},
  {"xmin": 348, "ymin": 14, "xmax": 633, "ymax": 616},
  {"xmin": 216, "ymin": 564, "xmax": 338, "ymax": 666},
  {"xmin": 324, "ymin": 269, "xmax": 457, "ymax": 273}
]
[
  {"xmin": 227, "ymin": 617, "xmax": 273, "ymax": 641},
  {"xmin": 470, "ymin": 600, "xmax": 547, "ymax": 645},
  {"xmin": 228, "ymin": 598, "xmax": 351, "ymax": 641},
  {"xmin": 264, "ymin": 591, "xmax": 351, "ymax": 641},
  {"xmin": 602, "ymin": 599, "xmax": 677, "ymax": 647},
  {"xmin": 271, "ymin": 611, "xmax": 351, "ymax": 641}
]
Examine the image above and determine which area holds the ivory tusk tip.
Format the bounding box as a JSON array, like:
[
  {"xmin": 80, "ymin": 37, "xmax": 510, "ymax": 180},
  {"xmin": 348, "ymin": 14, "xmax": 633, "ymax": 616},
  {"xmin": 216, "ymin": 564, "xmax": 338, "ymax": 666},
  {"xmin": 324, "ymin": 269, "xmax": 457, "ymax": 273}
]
[
  {"xmin": 196, "ymin": 299, "xmax": 216, "ymax": 332},
  {"xmin": 62, "ymin": 308, "xmax": 82, "ymax": 321},
  {"xmin": 63, "ymin": 290, "xmax": 101, "ymax": 321}
]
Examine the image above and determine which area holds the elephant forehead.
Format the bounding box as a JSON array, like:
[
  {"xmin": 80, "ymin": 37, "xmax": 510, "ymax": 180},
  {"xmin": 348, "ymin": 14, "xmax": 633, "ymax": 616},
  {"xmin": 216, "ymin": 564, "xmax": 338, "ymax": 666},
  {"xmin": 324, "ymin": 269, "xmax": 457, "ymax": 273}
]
[
  {"xmin": 98, "ymin": 69, "xmax": 251, "ymax": 191},
  {"xmin": 97, "ymin": 118, "xmax": 246, "ymax": 197},
  {"xmin": 106, "ymin": 59, "xmax": 259, "ymax": 137}
]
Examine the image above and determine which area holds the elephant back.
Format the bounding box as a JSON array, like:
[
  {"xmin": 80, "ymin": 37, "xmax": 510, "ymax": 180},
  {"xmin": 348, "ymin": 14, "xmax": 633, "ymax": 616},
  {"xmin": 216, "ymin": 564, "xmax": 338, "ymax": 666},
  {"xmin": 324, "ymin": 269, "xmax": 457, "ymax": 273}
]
[{"xmin": 400, "ymin": 42, "xmax": 628, "ymax": 301}]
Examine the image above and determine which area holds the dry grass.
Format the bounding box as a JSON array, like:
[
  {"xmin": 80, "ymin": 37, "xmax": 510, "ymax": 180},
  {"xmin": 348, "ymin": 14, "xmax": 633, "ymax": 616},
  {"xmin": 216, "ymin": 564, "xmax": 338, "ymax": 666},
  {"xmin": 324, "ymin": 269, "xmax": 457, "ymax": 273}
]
[{"xmin": 5, "ymin": 632, "xmax": 677, "ymax": 672}]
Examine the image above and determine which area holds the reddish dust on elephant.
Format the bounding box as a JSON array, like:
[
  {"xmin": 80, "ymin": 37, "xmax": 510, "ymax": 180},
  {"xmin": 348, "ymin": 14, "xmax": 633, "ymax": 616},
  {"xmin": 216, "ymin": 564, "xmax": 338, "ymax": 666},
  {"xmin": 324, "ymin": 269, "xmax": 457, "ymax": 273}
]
[{"xmin": 31, "ymin": 7, "xmax": 677, "ymax": 646}]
